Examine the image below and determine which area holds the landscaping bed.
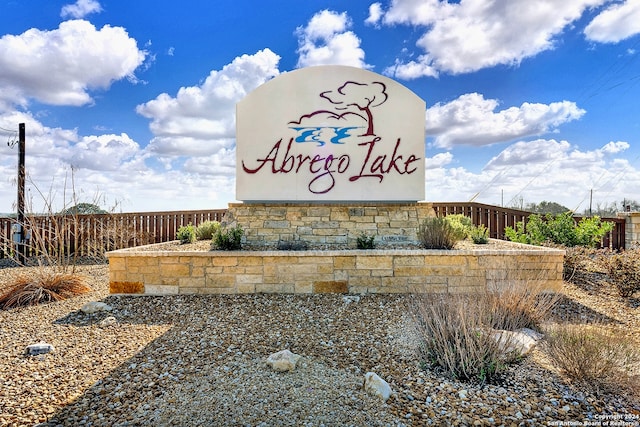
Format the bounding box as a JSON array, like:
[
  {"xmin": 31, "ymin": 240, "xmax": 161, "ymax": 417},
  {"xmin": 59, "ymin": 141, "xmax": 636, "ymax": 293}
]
[{"xmin": 0, "ymin": 261, "xmax": 638, "ymax": 426}]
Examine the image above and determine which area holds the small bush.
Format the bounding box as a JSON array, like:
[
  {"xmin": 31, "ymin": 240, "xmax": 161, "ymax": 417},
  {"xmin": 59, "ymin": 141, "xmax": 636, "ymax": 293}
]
[
  {"xmin": 356, "ymin": 233, "xmax": 376, "ymax": 249},
  {"xmin": 505, "ymin": 212, "xmax": 613, "ymax": 247},
  {"xmin": 213, "ymin": 226, "xmax": 243, "ymax": 250},
  {"xmin": 602, "ymin": 250, "xmax": 640, "ymax": 297},
  {"xmin": 277, "ymin": 239, "xmax": 309, "ymax": 251},
  {"xmin": 444, "ymin": 214, "xmax": 473, "ymax": 239},
  {"xmin": 470, "ymin": 225, "xmax": 489, "ymax": 244},
  {"xmin": 417, "ymin": 216, "xmax": 464, "ymax": 249},
  {"xmin": 0, "ymin": 272, "xmax": 91, "ymax": 309},
  {"xmin": 195, "ymin": 221, "xmax": 220, "ymax": 241},
  {"xmin": 176, "ymin": 224, "xmax": 196, "ymax": 244},
  {"xmin": 543, "ymin": 323, "xmax": 640, "ymax": 396}
]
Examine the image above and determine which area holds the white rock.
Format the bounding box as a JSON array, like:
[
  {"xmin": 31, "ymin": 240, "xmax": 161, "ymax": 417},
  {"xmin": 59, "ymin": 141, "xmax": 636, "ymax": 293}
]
[
  {"xmin": 342, "ymin": 295, "xmax": 360, "ymax": 304},
  {"xmin": 81, "ymin": 301, "xmax": 113, "ymax": 314},
  {"xmin": 363, "ymin": 372, "xmax": 392, "ymax": 401},
  {"xmin": 266, "ymin": 349, "xmax": 301, "ymax": 372},
  {"xmin": 99, "ymin": 316, "xmax": 118, "ymax": 327},
  {"xmin": 26, "ymin": 342, "xmax": 54, "ymax": 355},
  {"xmin": 492, "ymin": 328, "xmax": 543, "ymax": 356}
]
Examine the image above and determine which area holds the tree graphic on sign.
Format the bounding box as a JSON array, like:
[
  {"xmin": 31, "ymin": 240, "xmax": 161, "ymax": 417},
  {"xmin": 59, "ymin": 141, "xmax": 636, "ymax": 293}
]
[{"xmin": 320, "ymin": 81, "xmax": 388, "ymax": 137}]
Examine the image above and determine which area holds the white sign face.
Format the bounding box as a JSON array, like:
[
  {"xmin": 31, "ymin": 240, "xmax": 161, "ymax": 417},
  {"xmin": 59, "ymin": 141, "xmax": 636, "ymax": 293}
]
[{"xmin": 236, "ymin": 65, "xmax": 425, "ymax": 201}]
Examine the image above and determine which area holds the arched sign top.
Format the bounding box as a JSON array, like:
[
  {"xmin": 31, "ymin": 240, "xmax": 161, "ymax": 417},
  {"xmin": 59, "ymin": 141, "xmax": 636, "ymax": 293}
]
[{"xmin": 236, "ymin": 65, "xmax": 426, "ymax": 202}]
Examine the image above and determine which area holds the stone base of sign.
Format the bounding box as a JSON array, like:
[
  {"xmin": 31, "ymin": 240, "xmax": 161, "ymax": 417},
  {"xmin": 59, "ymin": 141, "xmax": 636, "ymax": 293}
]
[
  {"xmin": 106, "ymin": 243, "xmax": 564, "ymax": 295},
  {"xmin": 221, "ymin": 202, "xmax": 436, "ymax": 249}
]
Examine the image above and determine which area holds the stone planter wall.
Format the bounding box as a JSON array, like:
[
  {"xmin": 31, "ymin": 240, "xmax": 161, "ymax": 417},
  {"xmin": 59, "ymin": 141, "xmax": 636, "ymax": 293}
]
[{"xmin": 107, "ymin": 244, "xmax": 565, "ymax": 295}]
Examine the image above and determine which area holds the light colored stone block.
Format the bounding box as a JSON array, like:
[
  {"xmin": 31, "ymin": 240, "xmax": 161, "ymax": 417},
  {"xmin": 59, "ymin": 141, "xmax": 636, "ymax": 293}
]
[
  {"xmin": 356, "ymin": 255, "xmax": 392, "ymax": 269},
  {"xmin": 145, "ymin": 285, "xmax": 179, "ymax": 295}
]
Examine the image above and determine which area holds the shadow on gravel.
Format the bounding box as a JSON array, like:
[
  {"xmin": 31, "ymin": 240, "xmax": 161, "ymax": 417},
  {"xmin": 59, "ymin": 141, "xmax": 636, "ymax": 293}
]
[
  {"xmin": 548, "ymin": 294, "xmax": 621, "ymax": 325},
  {"xmin": 41, "ymin": 293, "xmax": 412, "ymax": 426}
]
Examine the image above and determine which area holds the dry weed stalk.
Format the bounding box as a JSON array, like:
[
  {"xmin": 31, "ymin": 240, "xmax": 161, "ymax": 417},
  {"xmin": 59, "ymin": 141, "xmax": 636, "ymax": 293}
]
[{"xmin": 1, "ymin": 169, "xmax": 140, "ymax": 269}]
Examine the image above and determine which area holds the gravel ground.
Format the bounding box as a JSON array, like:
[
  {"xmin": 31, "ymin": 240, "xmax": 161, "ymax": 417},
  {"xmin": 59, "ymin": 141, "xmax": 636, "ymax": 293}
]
[{"xmin": 1, "ymin": 261, "xmax": 639, "ymax": 427}]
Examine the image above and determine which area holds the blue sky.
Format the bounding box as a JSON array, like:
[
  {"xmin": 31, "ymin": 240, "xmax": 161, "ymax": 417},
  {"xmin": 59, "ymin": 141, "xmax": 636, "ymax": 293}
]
[{"xmin": 1, "ymin": 0, "xmax": 639, "ymax": 214}]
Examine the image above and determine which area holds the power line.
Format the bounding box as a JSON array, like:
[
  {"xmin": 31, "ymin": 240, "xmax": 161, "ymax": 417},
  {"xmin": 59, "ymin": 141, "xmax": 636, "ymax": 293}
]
[{"xmin": 0, "ymin": 125, "xmax": 17, "ymax": 134}]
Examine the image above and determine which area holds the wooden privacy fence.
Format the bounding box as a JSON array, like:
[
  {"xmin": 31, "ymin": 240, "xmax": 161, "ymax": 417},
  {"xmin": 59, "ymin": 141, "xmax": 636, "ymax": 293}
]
[
  {"xmin": 0, "ymin": 209, "xmax": 226, "ymax": 259},
  {"xmin": 0, "ymin": 203, "xmax": 626, "ymax": 260},
  {"xmin": 431, "ymin": 202, "xmax": 530, "ymax": 241}
]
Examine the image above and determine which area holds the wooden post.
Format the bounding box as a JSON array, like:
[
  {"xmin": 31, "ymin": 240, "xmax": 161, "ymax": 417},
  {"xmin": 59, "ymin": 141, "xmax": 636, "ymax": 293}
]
[{"xmin": 17, "ymin": 123, "xmax": 26, "ymax": 263}]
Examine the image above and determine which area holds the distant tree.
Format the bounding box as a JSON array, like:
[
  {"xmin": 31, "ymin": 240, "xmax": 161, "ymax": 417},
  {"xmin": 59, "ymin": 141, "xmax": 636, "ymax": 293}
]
[
  {"xmin": 586, "ymin": 199, "xmax": 640, "ymax": 217},
  {"xmin": 59, "ymin": 203, "xmax": 107, "ymax": 215},
  {"xmin": 524, "ymin": 201, "xmax": 571, "ymax": 215}
]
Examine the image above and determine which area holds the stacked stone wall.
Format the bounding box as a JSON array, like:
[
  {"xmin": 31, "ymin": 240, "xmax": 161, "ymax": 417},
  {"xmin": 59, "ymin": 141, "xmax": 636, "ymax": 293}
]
[
  {"xmin": 107, "ymin": 246, "xmax": 564, "ymax": 295},
  {"xmin": 221, "ymin": 202, "xmax": 435, "ymax": 248}
]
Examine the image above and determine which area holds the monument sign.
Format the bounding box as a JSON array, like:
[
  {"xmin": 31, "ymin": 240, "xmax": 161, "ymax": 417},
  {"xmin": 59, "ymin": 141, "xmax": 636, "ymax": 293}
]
[{"xmin": 236, "ymin": 65, "xmax": 425, "ymax": 201}]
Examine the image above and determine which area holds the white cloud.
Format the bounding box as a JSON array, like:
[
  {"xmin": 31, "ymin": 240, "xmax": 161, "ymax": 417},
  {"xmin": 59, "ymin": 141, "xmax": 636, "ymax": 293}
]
[
  {"xmin": 378, "ymin": 0, "xmax": 606, "ymax": 78},
  {"xmin": 425, "ymin": 152, "xmax": 453, "ymax": 168},
  {"xmin": 61, "ymin": 0, "xmax": 102, "ymax": 19},
  {"xmin": 0, "ymin": 20, "xmax": 146, "ymax": 109},
  {"xmin": 68, "ymin": 134, "xmax": 141, "ymax": 171},
  {"xmin": 601, "ymin": 140, "xmax": 630, "ymax": 154},
  {"xmin": 426, "ymin": 93, "xmax": 585, "ymax": 148},
  {"xmin": 365, "ymin": 3, "xmax": 384, "ymax": 26},
  {"xmin": 0, "ymin": 110, "xmax": 235, "ymax": 213},
  {"xmin": 425, "ymin": 138, "xmax": 640, "ymax": 211},
  {"xmin": 137, "ymin": 49, "xmax": 280, "ymax": 158},
  {"xmin": 296, "ymin": 10, "xmax": 370, "ymax": 68},
  {"xmin": 584, "ymin": 0, "xmax": 640, "ymax": 43},
  {"xmin": 0, "ymin": 49, "xmax": 283, "ymax": 213}
]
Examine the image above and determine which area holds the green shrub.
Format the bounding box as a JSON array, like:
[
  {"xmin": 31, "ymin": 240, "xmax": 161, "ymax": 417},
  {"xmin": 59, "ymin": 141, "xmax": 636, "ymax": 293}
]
[
  {"xmin": 195, "ymin": 221, "xmax": 220, "ymax": 240},
  {"xmin": 176, "ymin": 224, "xmax": 196, "ymax": 244},
  {"xmin": 213, "ymin": 226, "xmax": 243, "ymax": 250},
  {"xmin": 470, "ymin": 225, "xmax": 489, "ymax": 244},
  {"xmin": 444, "ymin": 214, "xmax": 473, "ymax": 239},
  {"xmin": 417, "ymin": 216, "xmax": 464, "ymax": 249},
  {"xmin": 505, "ymin": 212, "xmax": 613, "ymax": 247},
  {"xmin": 356, "ymin": 232, "xmax": 376, "ymax": 249}
]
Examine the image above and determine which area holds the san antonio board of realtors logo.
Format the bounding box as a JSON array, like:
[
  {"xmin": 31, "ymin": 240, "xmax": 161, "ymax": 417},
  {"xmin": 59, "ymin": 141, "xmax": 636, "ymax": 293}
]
[{"xmin": 236, "ymin": 66, "xmax": 425, "ymax": 201}]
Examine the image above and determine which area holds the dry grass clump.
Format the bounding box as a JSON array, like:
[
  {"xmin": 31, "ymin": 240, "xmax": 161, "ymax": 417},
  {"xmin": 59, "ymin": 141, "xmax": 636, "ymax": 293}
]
[
  {"xmin": 0, "ymin": 271, "xmax": 90, "ymax": 309},
  {"xmin": 562, "ymin": 246, "xmax": 602, "ymax": 285},
  {"xmin": 410, "ymin": 284, "xmax": 557, "ymax": 383},
  {"xmin": 562, "ymin": 246, "xmax": 640, "ymax": 298},
  {"xmin": 543, "ymin": 323, "xmax": 640, "ymax": 397},
  {"xmin": 602, "ymin": 249, "xmax": 640, "ymax": 297}
]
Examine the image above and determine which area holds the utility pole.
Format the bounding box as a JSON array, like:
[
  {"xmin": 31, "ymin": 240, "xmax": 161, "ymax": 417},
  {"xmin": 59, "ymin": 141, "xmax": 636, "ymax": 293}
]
[
  {"xmin": 16, "ymin": 123, "xmax": 26, "ymax": 263},
  {"xmin": 589, "ymin": 189, "xmax": 593, "ymax": 217}
]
